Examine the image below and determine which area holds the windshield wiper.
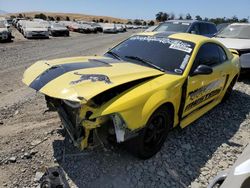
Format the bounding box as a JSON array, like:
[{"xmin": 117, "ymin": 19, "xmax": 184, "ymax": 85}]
[
  {"xmin": 125, "ymin": 55, "xmax": 165, "ymax": 72},
  {"xmin": 106, "ymin": 51, "xmax": 122, "ymax": 60}
]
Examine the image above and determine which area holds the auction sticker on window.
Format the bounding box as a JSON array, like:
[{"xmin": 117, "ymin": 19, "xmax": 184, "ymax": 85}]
[{"xmin": 169, "ymin": 43, "xmax": 193, "ymax": 53}]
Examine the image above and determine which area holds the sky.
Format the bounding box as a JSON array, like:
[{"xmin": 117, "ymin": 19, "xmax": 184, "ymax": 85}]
[{"xmin": 0, "ymin": 0, "xmax": 249, "ymax": 20}]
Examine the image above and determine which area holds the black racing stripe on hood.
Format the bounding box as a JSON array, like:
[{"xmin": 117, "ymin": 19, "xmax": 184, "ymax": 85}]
[{"xmin": 29, "ymin": 61, "xmax": 111, "ymax": 91}]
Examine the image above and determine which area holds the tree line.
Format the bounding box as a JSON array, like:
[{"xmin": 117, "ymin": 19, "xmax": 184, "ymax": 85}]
[{"xmin": 155, "ymin": 12, "xmax": 249, "ymax": 24}]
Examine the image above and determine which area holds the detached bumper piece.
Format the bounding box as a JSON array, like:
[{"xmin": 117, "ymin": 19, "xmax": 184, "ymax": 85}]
[
  {"xmin": 40, "ymin": 167, "xmax": 69, "ymax": 188},
  {"xmin": 46, "ymin": 96, "xmax": 139, "ymax": 150},
  {"xmin": 208, "ymin": 144, "xmax": 250, "ymax": 188}
]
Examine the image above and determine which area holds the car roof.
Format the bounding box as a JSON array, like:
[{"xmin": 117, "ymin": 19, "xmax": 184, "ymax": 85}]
[
  {"xmin": 229, "ymin": 23, "xmax": 250, "ymax": 26},
  {"xmin": 136, "ymin": 31, "xmax": 211, "ymax": 44},
  {"xmin": 165, "ymin": 19, "xmax": 215, "ymax": 24}
]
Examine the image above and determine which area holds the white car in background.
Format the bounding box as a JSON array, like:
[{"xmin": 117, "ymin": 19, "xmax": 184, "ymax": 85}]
[
  {"xmin": 0, "ymin": 20, "xmax": 13, "ymax": 42},
  {"xmin": 214, "ymin": 23, "xmax": 250, "ymax": 73},
  {"xmin": 22, "ymin": 21, "xmax": 49, "ymax": 39},
  {"xmin": 116, "ymin": 24, "xmax": 126, "ymax": 32},
  {"xmin": 90, "ymin": 22, "xmax": 103, "ymax": 32},
  {"xmin": 101, "ymin": 23, "xmax": 118, "ymax": 33}
]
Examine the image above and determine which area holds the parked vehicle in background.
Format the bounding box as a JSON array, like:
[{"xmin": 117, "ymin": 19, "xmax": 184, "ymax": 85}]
[
  {"xmin": 13, "ymin": 18, "xmax": 25, "ymax": 28},
  {"xmin": 154, "ymin": 20, "xmax": 217, "ymax": 37},
  {"xmin": 90, "ymin": 22, "xmax": 103, "ymax": 32},
  {"xmin": 214, "ymin": 23, "xmax": 250, "ymax": 73},
  {"xmin": 101, "ymin": 23, "xmax": 118, "ymax": 33},
  {"xmin": 116, "ymin": 24, "xmax": 126, "ymax": 32},
  {"xmin": 16, "ymin": 19, "xmax": 26, "ymax": 33},
  {"xmin": 216, "ymin": 23, "xmax": 230, "ymax": 33},
  {"xmin": 22, "ymin": 21, "xmax": 49, "ymax": 39},
  {"xmin": 80, "ymin": 23, "xmax": 95, "ymax": 33},
  {"xmin": 0, "ymin": 20, "xmax": 13, "ymax": 42},
  {"xmin": 126, "ymin": 24, "xmax": 133, "ymax": 29},
  {"xmin": 59, "ymin": 21, "xmax": 75, "ymax": 28},
  {"xmin": 49, "ymin": 23, "xmax": 69, "ymax": 37},
  {"xmin": 68, "ymin": 23, "xmax": 81, "ymax": 32},
  {"xmin": 0, "ymin": 18, "xmax": 11, "ymax": 28},
  {"xmin": 5, "ymin": 18, "xmax": 13, "ymax": 25}
]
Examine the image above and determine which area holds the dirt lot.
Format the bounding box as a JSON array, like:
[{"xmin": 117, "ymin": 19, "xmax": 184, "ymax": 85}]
[{"xmin": 0, "ymin": 29, "xmax": 249, "ymax": 188}]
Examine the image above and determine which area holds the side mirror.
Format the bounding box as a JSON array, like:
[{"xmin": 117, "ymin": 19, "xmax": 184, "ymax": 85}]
[
  {"xmin": 191, "ymin": 30, "xmax": 197, "ymax": 34},
  {"xmin": 191, "ymin": 65, "xmax": 213, "ymax": 76}
]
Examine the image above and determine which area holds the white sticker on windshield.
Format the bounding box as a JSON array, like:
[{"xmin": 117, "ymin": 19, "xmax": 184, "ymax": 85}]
[
  {"xmin": 180, "ymin": 54, "xmax": 191, "ymax": 70},
  {"xmin": 130, "ymin": 36, "xmax": 192, "ymax": 48},
  {"xmin": 174, "ymin": 69, "xmax": 183, "ymax": 74},
  {"xmin": 169, "ymin": 43, "xmax": 193, "ymax": 53}
]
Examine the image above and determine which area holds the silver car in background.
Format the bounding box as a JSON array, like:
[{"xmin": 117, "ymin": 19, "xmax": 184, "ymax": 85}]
[
  {"xmin": 214, "ymin": 23, "xmax": 250, "ymax": 73},
  {"xmin": 22, "ymin": 21, "xmax": 49, "ymax": 39},
  {"xmin": 49, "ymin": 23, "xmax": 69, "ymax": 37},
  {"xmin": 101, "ymin": 23, "xmax": 118, "ymax": 33}
]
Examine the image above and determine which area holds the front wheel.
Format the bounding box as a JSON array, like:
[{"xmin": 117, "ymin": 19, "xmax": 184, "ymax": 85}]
[{"xmin": 126, "ymin": 106, "xmax": 172, "ymax": 159}]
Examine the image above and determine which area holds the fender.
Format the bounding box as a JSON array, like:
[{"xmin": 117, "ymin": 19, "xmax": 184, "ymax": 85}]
[{"xmin": 142, "ymin": 88, "xmax": 182, "ymax": 128}]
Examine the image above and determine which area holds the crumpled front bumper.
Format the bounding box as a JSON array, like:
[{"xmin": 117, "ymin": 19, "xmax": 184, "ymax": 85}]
[{"xmin": 53, "ymin": 99, "xmax": 139, "ymax": 150}]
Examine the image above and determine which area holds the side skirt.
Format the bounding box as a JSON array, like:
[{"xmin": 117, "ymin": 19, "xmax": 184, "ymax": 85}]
[{"xmin": 180, "ymin": 99, "xmax": 221, "ymax": 129}]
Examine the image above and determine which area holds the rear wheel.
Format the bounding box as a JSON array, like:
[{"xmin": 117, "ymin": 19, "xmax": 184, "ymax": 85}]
[{"xmin": 126, "ymin": 106, "xmax": 172, "ymax": 159}]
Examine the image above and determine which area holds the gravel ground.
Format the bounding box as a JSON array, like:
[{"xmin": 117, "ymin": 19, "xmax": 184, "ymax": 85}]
[{"xmin": 0, "ymin": 29, "xmax": 249, "ymax": 188}]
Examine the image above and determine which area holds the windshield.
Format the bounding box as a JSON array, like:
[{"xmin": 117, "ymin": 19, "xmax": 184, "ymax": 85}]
[
  {"xmin": 154, "ymin": 22, "xmax": 190, "ymax": 32},
  {"xmin": 216, "ymin": 25, "xmax": 250, "ymax": 39},
  {"xmin": 105, "ymin": 35, "xmax": 195, "ymax": 74}
]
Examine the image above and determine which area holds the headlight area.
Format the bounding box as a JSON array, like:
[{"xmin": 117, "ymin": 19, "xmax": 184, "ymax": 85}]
[
  {"xmin": 111, "ymin": 113, "xmax": 139, "ymax": 143},
  {"xmin": 45, "ymin": 96, "xmax": 140, "ymax": 150}
]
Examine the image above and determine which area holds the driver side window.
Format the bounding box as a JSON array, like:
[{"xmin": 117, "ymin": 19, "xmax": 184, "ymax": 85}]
[
  {"xmin": 196, "ymin": 43, "xmax": 222, "ymax": 66},
  {"xmin": 190, "ymin": 43, "xmax": 223, "ymax": 74}
]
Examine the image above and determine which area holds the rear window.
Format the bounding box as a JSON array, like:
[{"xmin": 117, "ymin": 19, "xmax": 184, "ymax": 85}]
[{"xmin": 155, "ymin": 22, "xmax": 190, "ymax": 32}]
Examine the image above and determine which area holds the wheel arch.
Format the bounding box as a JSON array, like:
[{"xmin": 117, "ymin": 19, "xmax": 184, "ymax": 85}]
[{"xmin": 156, "ymin": 102, "xmax": 175, "ymax": 128}]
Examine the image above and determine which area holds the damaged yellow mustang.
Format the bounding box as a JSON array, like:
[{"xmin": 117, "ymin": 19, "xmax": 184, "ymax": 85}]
[{"xmin": 23, "ymin": 32, "xmax": 240, "ymax": 159}]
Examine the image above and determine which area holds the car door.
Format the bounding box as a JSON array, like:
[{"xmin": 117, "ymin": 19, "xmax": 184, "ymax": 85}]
[{"xmin": 182, "ymin": 43, "xmax": 228, "ymax": 117}]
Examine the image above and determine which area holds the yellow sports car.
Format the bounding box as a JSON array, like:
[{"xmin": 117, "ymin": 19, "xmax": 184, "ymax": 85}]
[{"xmin": 23, "ymin": 32, "xmax": 240, "ymax": 159}]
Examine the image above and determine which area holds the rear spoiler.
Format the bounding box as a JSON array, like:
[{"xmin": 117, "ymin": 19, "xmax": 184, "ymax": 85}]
[{"xmin": 229, "ymin": 49, "xmax": 239, "ymax": 55}]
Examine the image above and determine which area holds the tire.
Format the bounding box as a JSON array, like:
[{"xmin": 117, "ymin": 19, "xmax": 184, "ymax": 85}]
[
  {"xmin": 222, "ymin": 77, "xmax": 237, "ymax": 102},
  {"xmin": 126, "ymin": 106, "xmax": 172, "ymax": 159}
]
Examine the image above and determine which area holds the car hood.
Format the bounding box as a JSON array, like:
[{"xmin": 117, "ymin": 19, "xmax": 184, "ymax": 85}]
[
  {"xmin": 51, "ymin": 27, "xmax": 67, "ymax": 31},
  {"xmin": 103, "ymin": 27, "xmax": 115, "ymax": 29},
  {"xmin": 23, "ymin": 56, "xmax": 164, "ymax": 102},
  {"xmin": 214, "ymin": 37, "xmax": 250, "ymax": 50}
]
